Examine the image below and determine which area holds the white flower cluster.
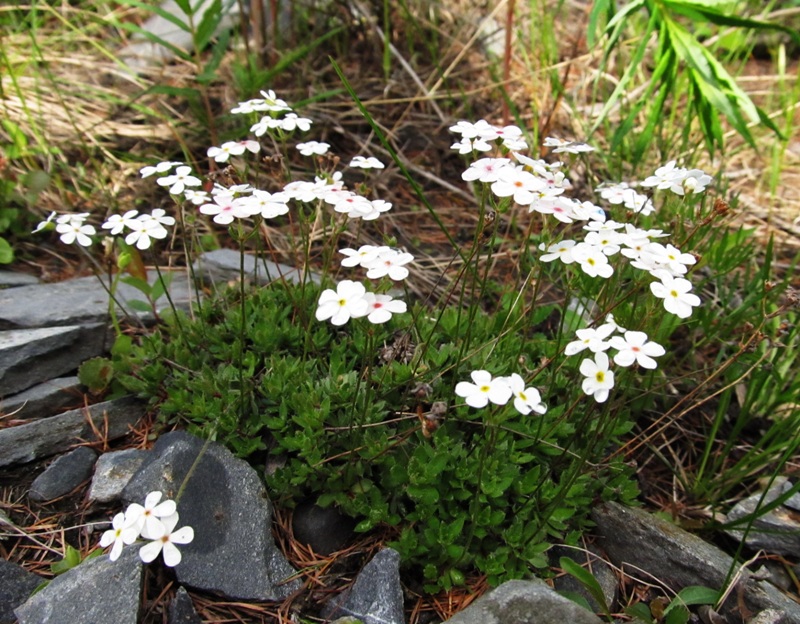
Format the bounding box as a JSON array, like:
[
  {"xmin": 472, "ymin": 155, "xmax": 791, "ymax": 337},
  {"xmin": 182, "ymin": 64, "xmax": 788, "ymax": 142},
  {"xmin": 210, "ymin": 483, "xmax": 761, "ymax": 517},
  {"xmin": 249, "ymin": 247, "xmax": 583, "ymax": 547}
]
[
  {"xmin": 455, "ymin": 370, "xmax": 547, "ymax": 415},
  {"xmin": 640, "ymin": 160, "xmax": 713, "ymax": 195},
  {"xmin": 563, "ymin": 315, "xmax": 666, "ymax": 403},
  {"xmin": 33, "ymin": 207, "xmax": 175, "ymax": 251},
  {"xmin": 450, "ymin": 119, "xmax": 529, "ymax": 153},
  {"xmin": 99, "ymin": 491, "xmax": 194, "ymax": 567},
  {"xmin": 315, "ymin": 279, "xmax": 407, "ymax": 326}
]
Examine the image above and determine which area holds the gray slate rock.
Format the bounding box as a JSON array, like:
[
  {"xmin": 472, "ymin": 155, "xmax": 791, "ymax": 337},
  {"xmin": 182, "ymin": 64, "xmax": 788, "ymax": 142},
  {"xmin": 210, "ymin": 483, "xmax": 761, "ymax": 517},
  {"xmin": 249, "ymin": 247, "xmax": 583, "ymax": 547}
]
[
  {"xmin": 29, "ymin": 446, "xmax": 98, "ymax": 502},
  {"xmin": 122, "ymin": 431, "xmax": 300, "ymax": 601},
  {"xmin": 0, "ymin": 271, "xmax": 39, "ymax": 288},
  {"xmin": 88, "ymin": 448, "xmax": 150, "ymax": 504},
  {"xmin": 292, "ymin": 501, "xmax": 356, "ymax": 555},
  {"xmin": 169, "ymin": 587, "xmax": 202, "ymax": 624},
  {"xmin": 0, "ymin": 376, "xmax": 82, "ymax": 421},
  {"xmin": 0, "ymin": 397, "xmax": 144, "ymax": 467},
  {"xmin": 444, "ymin": 579, "xmax": 604, "ymax": 624},
  {"xmin": 324, "ymin": 548, "xmax": 405, "ymax": 624},
  {"xmin": 592, "ymin": 502, "xmax": 800, "ymax": 624},
  {"xmin": 194, "ymin": 248, "xmax": 319, "ymax": 288},
  {"xmin": 551, "ymin": 545, "xmax": 617, "ymax": 613},
  {"xmin": 725, "ymin": 479, "xmax": 800, "ymax": 557},
  {"xmin": 0, "ymin": 271, "xmax": 195, "ymax": 329},
  {"xmin": 0, "ymin": 560, "xmax": 41, "ymax": 624},
  {"xmin": 15, "ymin": 547, "xmax": 142, "ymax": 624},
  {"xmin": 0, "ymin": 324, "xmax": 107, "ymax": 395}
]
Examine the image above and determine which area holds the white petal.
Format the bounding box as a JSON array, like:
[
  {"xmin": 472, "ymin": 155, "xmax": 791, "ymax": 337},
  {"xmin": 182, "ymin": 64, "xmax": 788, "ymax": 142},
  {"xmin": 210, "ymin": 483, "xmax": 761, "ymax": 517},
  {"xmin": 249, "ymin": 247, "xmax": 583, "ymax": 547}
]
[{"xmin": 139, "ymin": 540, "xmax": 163, "ymax": 563}]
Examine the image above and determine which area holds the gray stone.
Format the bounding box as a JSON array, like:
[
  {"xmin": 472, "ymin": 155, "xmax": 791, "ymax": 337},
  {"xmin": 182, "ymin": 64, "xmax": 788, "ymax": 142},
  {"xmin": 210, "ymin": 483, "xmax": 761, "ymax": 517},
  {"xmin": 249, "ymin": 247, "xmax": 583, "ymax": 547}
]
[
  {"xmin": 194, "ymin": 249, "xmax": 318, "ymax": 288},
  {"xmin": 292, "ymin": 501, "xmax": 356, "ymax": 555},
  {"xmin": 0, "ymin": 376, "xmax": 83, "ymax": 421},
  {"xmin": 725, "ymin": 479, "xmax": 800, "ymax": 557},
  {"xmin": 0, "ymin": 397, "xmax": 144, "ymax": 467},
  {"xmin": 14, "ymin": 547, "xmax": 142, "ymax": 624},
  {"xmin": 0, "ymin": 324, "xmax": 107, "ymax": 396},
  {"xmin": 169, "ymin": 587, "xmax": 202, "ymax": 624},
  {"xmin": 331, "ymin": 618, "xmax": 365, "ymax": 624},
  {"xmin": 0, "ymin": 272, "xmax": 39, "ymax": 288},
  {"xmin": 0, "ymin": 560, "xmax": 41, "ymax": 624},
  {"xmin": 88, "ymin": 448, "xmax": 150, "ymax": 504},
  {"xmin": 751, "ymin": 610, "xmax": 786, "ymax": 624},
  {"xmin": 444, "ymin": 579, "xmax": 603, "ymax": 624},
  {"xmin": 592, "ymin": 502, "xmax": 800, "ymax": 624},
  {"xmin": 29, "ymin": 446, "xmax": 98, "ymax": 503},
  {"xmin": 0, "ymin": 271, "xmax": 196, "ymax": 329},
  {"xmin": 122, "ymin": 431, "xmax": 300, "ymax": 601},
  {"xmin": 551, "ymin": 545, "xmax": 617, "ymax": 613},
  {"xmin": 324, "ymin": 548, "xmax": 405, "ymax": 624}
]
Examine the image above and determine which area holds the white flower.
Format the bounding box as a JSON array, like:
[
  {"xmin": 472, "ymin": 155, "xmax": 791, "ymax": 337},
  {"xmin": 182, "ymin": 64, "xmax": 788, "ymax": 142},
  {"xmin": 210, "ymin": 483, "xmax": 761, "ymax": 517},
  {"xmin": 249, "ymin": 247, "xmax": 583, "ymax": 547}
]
[
  {"xmin": 145, "ymin": 209, "xmax": 175, "ymax": 228},
  {"xmin": 679, "ymin": 169, "xmax": 712, "ymax": 194},
  {"xmin": 339, "ymin": 245, "xmax": 389, "ymax": 268},
  {"xmin": 101, "ymin": 210, "xmax": 140, "ymax": 235},
  {"xmin": 609, "ymin": 331, "xmax": 665, "ymax": 369},
  {"xmin": 539, "ymin": 240, "xmax": 576, "ymax": 264},
  {"xmin": 461, "ymin": 158, "xmax": 513, "ymax": 183},
  {"xmin": 199, "ymin": 194, "xmax": 251, "ymax": 225},
  {"xmin": 183, "ymin": 189, "xmax": 211, "ymax": 205},
  {"xmin": 99, "ymin": 512, "xmax": 139, "ymax": 562},
  {"xmin": 571, "ymin": 243, "xmax": 614, "ymax": 278},
  {"xmin": 449, "ymin": 119, "xmax": 498, "ymax": 140},
  {"xmin": 649, "ymin": 273, "xmax": 701, "ymax": 318},
  {"xmin": 240, "ymin": 190, "xmax": 290, "ymax": 219},
  {"xmin": 358, "ymin": 199, "xmax": 393, "ymax": 221},
  {"xmin": 363, "ymin": 293, "xmax": 407, "ymax": 324},
  {"xmin": 504, "ymin": 373, "xmax": 546, "ymax": 415},
  {"xmin": 157, "ymin": 166, "xmax": 201, "ymax": 195},
  {"xmin": 364, "ymin": 248, "xmax": 414, "ymax": 281},
  {"xmin": 268, "ymin": 112, "xmax": 313, "ymax": 133},
  {"xmin": 451, "ymin": 137, "xmax": 492, "ymax": 154},
  {"xmin": 580, "ymin": 352, "xmax": 615, "ymax": 403},
  {"xmin": 296, "ymin": 141, "xmax": 330, "ymax": 156},
  {"xmin": 455, "ymin": 370, "xmax": 512, "ymax": 409},
  {"xmin": 125, "ymin": 491, "xmax": 177, "ymax": 540},
  {"xmin": 543, "ymin": 137, "xmax": 595, "ymax": 154},
  {"xmin": 140, "ymin": 161, "xmax": 181, "ymax": 178},
  {"xmin": 207, "ymin": 140, "xmax": 260, "ymax": 163},
  {"xmin": 349, "ymin": 155, "xmax": 385, "ymax": 169},
  {"xmin": 491, "ymin": 167, "xmax": 546, "ymax": 206},
  {"xmin": 56, "ymin": 220, "xmax": 96, "ymax": 247},
  {"xmin": 315, "ymin": 280, "xmax": 369, "ymax": 326},
  {"xmin": 138, "ymin": 512, "xmax": 194, "ymax": 567},
  {"xmin": 32, "ymin": 211, "xmax": 57, "ymax": 233},
  {"xmin": 565, "ymin": 325, "xmax": 615, "ymax": 355},
  {"xmin": 640, "ymin": 160, "xmax": 686, "ymax": 190}
]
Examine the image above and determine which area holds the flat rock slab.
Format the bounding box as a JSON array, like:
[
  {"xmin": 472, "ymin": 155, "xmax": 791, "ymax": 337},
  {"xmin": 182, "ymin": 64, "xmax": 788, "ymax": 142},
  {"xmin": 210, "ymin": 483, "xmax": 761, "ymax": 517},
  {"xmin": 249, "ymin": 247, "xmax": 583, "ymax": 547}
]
[
  {"xmin": 323, "ymin": 548, "xmax": 405, "ymax": 624},
  {"xmin": 29, "ymin": 446, "xmax": 98, "ymax": 503},
  {"xmin": 0, "ymin": 376, "xmax": 83, "ymax": 421},
  {"xmin": 0, "ymin": 397, "xmax": 144, "ymax": 467},
  {"xmin": 0, "ymin": 271, "xmax": 195, "ymax": 329},
  {"xmin": 88, "ymin": 448, "xmax": 150, "ymax": 504},
  {"xmin": 0, "ymin": 325, "xmax": 107, "ymax": 396},
  {"xmin": 444, "ymin": 579, "xmax": 604, "ymax": 624},
  {"xmin": 194, "ymin": 248, "xmax": 318, "ymax": 287},
  {"xmin": 15, "ymin": 546, "xmax": 142, "ymax": 624},
  {"xmin": 123, "ymin": 431, "xmax": 300, "ymax": 601},
  {"xmin": 0, "ymin": 271, "xmax": 39, "ymax": 288},
  {"xmin": 592, "ymin": 502, "xmax": 800, "ymax": 624},
  {"xmin": 0, "ymin": 560, "xmax": 41, "ymax": 624}
]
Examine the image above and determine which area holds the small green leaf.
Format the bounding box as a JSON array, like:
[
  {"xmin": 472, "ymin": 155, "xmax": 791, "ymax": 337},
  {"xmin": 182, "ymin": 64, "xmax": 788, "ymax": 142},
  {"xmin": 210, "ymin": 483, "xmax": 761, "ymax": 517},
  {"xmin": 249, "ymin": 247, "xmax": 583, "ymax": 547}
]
[
  {"xmin": 0, "ymin": 237, "xmax": 13, "ymax": 264},
  {"xmin": 78, "ymin": 357, "xmax": 115, "ymax": 393},
  {"xmin": 559, "ymin": 556, "xmax": 612, "ymax": 617}
]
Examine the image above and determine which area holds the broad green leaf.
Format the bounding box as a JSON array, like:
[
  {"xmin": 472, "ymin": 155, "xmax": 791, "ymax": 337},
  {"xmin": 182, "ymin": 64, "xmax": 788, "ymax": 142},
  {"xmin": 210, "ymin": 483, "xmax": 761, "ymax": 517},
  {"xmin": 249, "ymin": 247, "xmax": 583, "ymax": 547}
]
[
  {"xmin": 194, "ymin": 0, "xmax": 223, "ymax": 50},
  {"xmin": 559, "ymin": 556, "xmax": 613, "ymax": 617},
  {"xmin": 127, "ymin": 299, "xmax": 153, "ymax": 313},
  {"xmin": 121, "ymin": 275, "xmax": 151, "ymax": 295},
  {"xmin": 0, "ymin": 237, "xmax": 13, "ymax": 264},
  {"xmin": 149, "ymin": 272, "xmax": 174, "ymax": 302}
]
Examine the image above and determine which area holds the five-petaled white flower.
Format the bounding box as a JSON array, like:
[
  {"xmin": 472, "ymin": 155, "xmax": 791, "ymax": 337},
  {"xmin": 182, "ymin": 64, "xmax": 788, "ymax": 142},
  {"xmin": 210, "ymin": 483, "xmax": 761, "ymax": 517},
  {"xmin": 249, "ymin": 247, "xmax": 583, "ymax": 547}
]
[
  {"xmin": 580, "ymin": 352, "xmax": 615, "ymax": 403},
  {"xmin": 455, "ymin": 370, "xmax": 513, "ymax": 409},
  {"xmin": 315, "ymin": 280, "xmax": 369, "ymax": 326},
  {"xmin": 362, "ymin": 293, "xmax": 407, "ymax": 324},
  {"xmin": 649, "ymin": 273, "xmax": 701, "ymax": 318},
  {"xmin": 124, "ymin": 491, "xmax": 177, "ymax": 539},
  {"xmin": 349, "ymin": 155, "xmax": 385, "ymax": 169},
  {"xmin": 157, "ymin": 166, "xmax": 201, "ymax": 195},
  {"xmin": 102, "ymin": 210, "xmax": 140, "ymax": 235},
  {"xmin": 99, "ymin": 512, "xmax": 139, "ymax": 562},
  {"xmin": 296, "ymin": 141, "xmax": 330, "ymax": 156},
  {"xmin": 138, "ymin": 512, "xmax": 194, "ymax": 567},
  {"xmin": 609, "ymin": 331, "xmax": 666, "ymax": 369},
  {"xmin": 56, "ymin": 219, "xmax": 96, "ymax": 247},
  {"xmin": 504, "ymin": 373, "xmax": 547, "ymax": 415}
]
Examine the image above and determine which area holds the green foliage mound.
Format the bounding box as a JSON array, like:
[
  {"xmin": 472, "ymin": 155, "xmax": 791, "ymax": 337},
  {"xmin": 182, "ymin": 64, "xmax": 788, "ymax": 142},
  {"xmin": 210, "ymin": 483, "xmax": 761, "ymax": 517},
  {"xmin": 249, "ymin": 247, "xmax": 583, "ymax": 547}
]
[{"xmin": 117, "ymin": 278, "xmax": 637, "ymax": 591}]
